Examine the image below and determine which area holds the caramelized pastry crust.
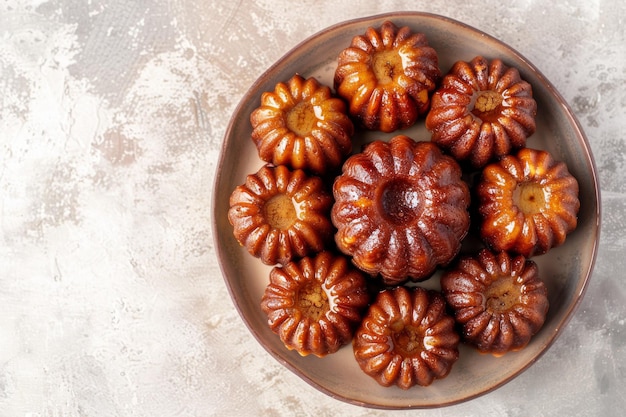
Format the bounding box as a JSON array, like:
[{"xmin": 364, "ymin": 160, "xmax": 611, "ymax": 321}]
[
  {"xmin": 228, "ymin": 165, "xmax": 334, "ymax": 265},
  {"xmin": 353, "ymin": 286, "xmax": 460, "ymax": 389},
  {"xmin": 476, "ymin": 147, "xmax": 580, "ymax": 257},
  {"xmin": 441, "ymin": 249, "xmax": 549, "ymax": 355},
  {"xmin": 261, "ymin": 251, "xmax": 371, "ymax": 357},
  {"xmin": 331, "ymin": 135, "xmax": 470, "ymax": 285},
  {"xmin": 425, "ymin": 56, "xmax": 537, "ymax": 167},
  {"xmin": 334, "ymin": 20, "xmax": 441, "ymax": 132},
  {"xmin": 250, "ymin": 74, "xmax": 354, "ymax": 175}
]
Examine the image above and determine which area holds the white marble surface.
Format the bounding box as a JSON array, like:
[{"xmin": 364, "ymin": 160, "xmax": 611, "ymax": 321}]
[{"xmin": 0, "ymin": 1, "xmax": 624, "ymax": 416}]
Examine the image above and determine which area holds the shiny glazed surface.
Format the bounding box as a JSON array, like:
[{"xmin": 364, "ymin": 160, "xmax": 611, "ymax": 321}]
[
  {"xmin": 5, "ymin": 1, "xmax": 623, "ymax": 416},
  {"xmin": 441, "ymin": 249, "xmax": 549, "ymax": 355},
  {"xmin": 213, "ymin": 12, "xmax": 600, "ymax": 409},
  {"xmin": 426, "ymin": 56, "xmax": 537, "ymax": 167},
  {"xmin": 332, "ymin": 136, "xmax": 470, "ymax": 285}
]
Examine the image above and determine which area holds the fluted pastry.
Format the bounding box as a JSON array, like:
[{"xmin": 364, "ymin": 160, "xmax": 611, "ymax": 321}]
[
  {"xmin": 261, "ymin": 251, "xmax": 370, "ymax": 357},
  {"xmin": 476, "ymin": 147, "xmax": 580, "ymax": 257},
  {"xmin": 353, "ymin": 286, "xmax": 460, "ymax": 388},
  {"xmin": 334, "ymin": 20, "xmax": 441, "ymax": 132},
  {"xmin": 250, "ymin": 74, "xmax": 354, "ymax": 175},
  {"xmin": 426, "ymin": 56, "xmax": 537, "ymax": 167},
  {"xmin": 331, "ymin": 135, "xmax": 470, "ymax": 285},
  {"xmin": 228, "ymin": 165, "xmax": 333, "ymax": 265},
  {"xmin": 441, "ymin": 249, "xmax": 549, "ymax": 355}
]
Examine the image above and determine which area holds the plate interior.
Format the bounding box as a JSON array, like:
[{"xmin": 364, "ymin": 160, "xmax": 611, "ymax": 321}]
[{"xmin": 212, "ymin": 12, "xmax": 600, "ymax": 409}]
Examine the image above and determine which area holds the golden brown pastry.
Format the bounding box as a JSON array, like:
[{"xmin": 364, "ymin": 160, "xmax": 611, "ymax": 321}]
[
  {"xmin": 261, "ymin": 251, "xmax": 371, "ymax": 357},
  {"xmin": 334, "ymin": 20, "xmax": 441, "ymax": 132},
  {"xmin": 425, "ymin": 56, "xmax": 537, "ymax": 167},
  {"xmin": 250, "ymin": 74, "xmax": 354, "ymax": 175},
  {"xmin": 228, "ymin": 165, "xmax": 333, "ymax": 265},
  {"xmin": 353, "ymin": 286, "xmax": 460, "ymax": 388},
  {"xmin": 476, "ymin": 147, "xmax": 580, "ymax": 257},
  {"xmin": 331, "ymin": 135, "xmax": 470, "ymax": 285},
  {"xmin": 441, "ymin": 249, "xmax": 549, "ymax": 356}
]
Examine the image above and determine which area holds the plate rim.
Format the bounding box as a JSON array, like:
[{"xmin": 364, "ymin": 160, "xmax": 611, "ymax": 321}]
[{"xmin": 211, "ymin": 11, "xmax": 601, "ymax": 409}]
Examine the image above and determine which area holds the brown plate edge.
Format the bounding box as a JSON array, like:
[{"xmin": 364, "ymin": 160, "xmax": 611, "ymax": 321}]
[{"xmin": 210, "ymin": 11, "xmax": 601, "ymax": 409}]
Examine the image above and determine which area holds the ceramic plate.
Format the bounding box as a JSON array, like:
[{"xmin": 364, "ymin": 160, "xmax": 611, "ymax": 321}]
[{"xmin": 212, "ymin": 12, "xmax": 600, "ymax": 409}]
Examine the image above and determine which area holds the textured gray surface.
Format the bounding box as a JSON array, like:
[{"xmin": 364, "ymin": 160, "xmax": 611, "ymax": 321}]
[{"xmin": 0, "ymin": 1, "xmax": 624, "ymax": 416}]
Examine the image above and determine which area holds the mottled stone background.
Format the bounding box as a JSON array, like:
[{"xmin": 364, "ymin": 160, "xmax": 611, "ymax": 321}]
[{"xmin": 0, "ymin": 0, "xmax": 624, "ymax": 416}]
